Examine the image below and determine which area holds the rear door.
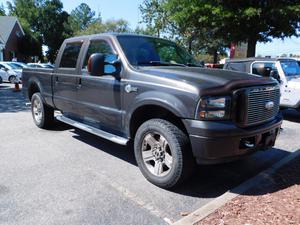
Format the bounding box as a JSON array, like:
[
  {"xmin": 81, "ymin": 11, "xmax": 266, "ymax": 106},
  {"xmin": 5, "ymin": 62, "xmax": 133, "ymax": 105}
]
[
  {"xmin": 76, "ymin": 38, "xmax": 123, "ymax": 135},
  {"xmin": 53, "ymin": 41, "xmax": 84, "ymax": 119}
]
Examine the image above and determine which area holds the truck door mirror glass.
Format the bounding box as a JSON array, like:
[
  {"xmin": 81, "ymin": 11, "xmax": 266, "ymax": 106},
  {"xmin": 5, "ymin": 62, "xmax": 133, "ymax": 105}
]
[{"xmin": 88, "ymin": 53, "xmax": 121, "ymax": 77}]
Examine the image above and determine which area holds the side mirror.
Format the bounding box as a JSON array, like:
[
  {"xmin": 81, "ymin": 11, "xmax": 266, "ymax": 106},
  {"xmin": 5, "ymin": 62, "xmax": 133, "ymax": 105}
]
[
  {"xmin": 270, "ymin": 70, "xmax": 281, "ymax": 83},
  {"xmin": 87, "ymin": 53, "xmax": 121, "ymax": 78}
]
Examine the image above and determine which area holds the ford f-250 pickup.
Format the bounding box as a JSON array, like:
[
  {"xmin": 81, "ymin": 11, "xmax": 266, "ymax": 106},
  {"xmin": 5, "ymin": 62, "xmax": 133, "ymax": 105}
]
[{"xmin": 22, "ymin": 34, "xmax": 282, "ymax": 188}]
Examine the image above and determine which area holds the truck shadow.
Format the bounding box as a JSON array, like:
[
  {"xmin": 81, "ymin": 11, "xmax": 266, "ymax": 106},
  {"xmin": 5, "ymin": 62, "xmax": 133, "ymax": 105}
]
[
  {"xmin": 0, "ymin": 84, "xmax": 29, "ymax": 113},
  {"xmin": 281, "ymin": 109, "xmax": 300, "ymax": 123},
  {"xmin": 70, "ymin": 127, "xmax": 295, "ymax": 198}
]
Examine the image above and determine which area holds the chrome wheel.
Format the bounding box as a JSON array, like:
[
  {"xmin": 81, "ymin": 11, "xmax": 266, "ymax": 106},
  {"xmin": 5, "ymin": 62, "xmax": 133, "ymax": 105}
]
[
  {"xmin": 33, "ymin": 98, "xmax": 42, "ymax": 124},
  {"xmin": 142, "ymin": 132, "xmax": 173, "ymax": 177}
]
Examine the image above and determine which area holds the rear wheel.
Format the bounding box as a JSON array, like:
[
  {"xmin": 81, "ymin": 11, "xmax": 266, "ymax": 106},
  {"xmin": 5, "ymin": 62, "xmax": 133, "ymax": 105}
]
[
  {"xmin": 31, "ymin": 93, "xmax": 54, "ymax": 129},
  {"xmin": 134, "ymin": 119, "xmax": 195, "ymax": 188},
  {"xmin": 8, "ymin": 75, "xmax": 16, "ymax": 83}
]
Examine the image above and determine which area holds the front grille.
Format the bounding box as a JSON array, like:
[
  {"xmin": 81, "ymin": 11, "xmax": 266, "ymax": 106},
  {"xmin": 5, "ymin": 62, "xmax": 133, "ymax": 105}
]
[
  {"xmin": 245, "ymin": 86, "xmax": 280, "ymax": 126},
  {"xmin": 237, "ymin": 85, "xmax": 280, "ymax": 126}
]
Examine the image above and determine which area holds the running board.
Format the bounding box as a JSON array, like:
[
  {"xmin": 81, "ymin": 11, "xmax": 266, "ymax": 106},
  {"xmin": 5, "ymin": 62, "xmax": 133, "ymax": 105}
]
[{"xmin": 56, "ymin": 115, "xmax": 128, "ymax": 145}]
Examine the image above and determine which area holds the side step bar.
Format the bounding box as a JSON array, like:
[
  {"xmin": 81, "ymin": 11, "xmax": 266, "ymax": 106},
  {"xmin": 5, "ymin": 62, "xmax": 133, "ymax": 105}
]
[{"xmin": 56, "ymin": 115, "xmax": 129, "ymax": 145}]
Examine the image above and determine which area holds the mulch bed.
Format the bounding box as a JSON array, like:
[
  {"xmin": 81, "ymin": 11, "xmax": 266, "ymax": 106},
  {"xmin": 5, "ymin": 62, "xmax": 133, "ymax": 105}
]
[{"xmin": 195, "ymin": 155, "xmax": 300, "ymax": 225}]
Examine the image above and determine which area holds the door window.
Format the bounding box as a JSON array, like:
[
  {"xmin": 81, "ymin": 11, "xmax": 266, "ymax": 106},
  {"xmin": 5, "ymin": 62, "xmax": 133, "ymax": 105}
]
[
  {"xmin": 59, "ymin": 42, "xmax": 83, "ymax": 68},
  {"xmin": 82, "ymin": 40, "xmax": 113, "ymax": 70}
]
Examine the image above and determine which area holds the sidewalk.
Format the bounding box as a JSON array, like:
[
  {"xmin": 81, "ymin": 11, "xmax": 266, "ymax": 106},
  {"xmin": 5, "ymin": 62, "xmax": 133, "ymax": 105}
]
[{"xmin": 195, "ymin": 155, "xmax": 300, "ymax": 225}]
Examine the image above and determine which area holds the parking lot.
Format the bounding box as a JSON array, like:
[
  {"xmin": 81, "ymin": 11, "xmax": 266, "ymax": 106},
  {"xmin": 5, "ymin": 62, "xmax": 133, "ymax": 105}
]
[{"xmin": 0, "ymin": 83, "xmax": 299, "ymax": 225}]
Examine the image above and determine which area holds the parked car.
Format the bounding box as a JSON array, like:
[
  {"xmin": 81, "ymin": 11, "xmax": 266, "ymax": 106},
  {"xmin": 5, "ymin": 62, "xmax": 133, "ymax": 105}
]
[
  {"xmin": 22, "ymin": 34, "xmax": 282, "ymax": 188},
  {"xmin": 0, "ymin": 70, "xmax": 4, "ymax": 84},
  {"xmin": 27, "ymin": 63, "xmax": 54, "ymax": 69},
  {"xmin": 0, "ymin": 62, "xmax": 22, "ymax": 83},
  {"xmin": 9, "ymin": 62, "xmax": 28, "ymax": 69},
  {"xmin": 224, "ymin": 58, "xmax": 300, "ymax": 110}
]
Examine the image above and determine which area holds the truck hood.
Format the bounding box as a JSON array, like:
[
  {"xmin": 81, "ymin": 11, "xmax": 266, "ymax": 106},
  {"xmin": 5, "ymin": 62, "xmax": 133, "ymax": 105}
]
[{"xmin": 139, "ymin": 67, "xmax": 277, "ymax": 95}]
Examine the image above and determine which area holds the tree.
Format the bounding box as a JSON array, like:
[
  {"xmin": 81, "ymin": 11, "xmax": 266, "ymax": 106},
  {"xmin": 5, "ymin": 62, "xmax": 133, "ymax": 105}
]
[
  {"xmin": 139, "ymin": 0, "xmax": 229, "ymax": 62},
  {"xmin": 0, "ymin": 4, "xmax": 5, "ymax": 15},
  {"xmin": 7, "ymin": 0, "xmax": 43, "ymax": 59},
  {"xmin": 69, "ymin": 3, "xmax": 96, "ymax": 34},
  {"xmin": 162, "ymin": 0, "xmax": 300, "ymax": 57},
  {"xmin": 18, "ymin": 34, "xmax": 42, "ymax": 57},
  {"xmin": 37, "ymin": 0, "xmax": 72, "ymax": 62},
  {"xmin": 77, "ymin": 19, "xmax": 131, "ymax": 35},
  {"xmin": 139, "ymin": 0, "xmax": 170, "ymax": 37},
  {"xmin": 7, "ymin": 0, "xmax": 72, "ymax": 62}
]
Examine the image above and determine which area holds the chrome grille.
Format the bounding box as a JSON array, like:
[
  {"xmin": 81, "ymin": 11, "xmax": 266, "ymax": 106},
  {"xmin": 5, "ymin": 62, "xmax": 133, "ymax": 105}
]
[{"xmin": 246, "ymin": 86, "xmax": 280, "ymax": 126}]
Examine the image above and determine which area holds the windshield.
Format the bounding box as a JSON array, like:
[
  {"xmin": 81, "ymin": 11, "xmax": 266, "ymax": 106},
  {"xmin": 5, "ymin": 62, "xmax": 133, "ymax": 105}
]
[
  {"xmin": 280, "ymin": 60, "xmax": 300, "ymax": 77},
  {"xmin": 117, "ymin": 36, "xmax": 199, "ymax": 67}
]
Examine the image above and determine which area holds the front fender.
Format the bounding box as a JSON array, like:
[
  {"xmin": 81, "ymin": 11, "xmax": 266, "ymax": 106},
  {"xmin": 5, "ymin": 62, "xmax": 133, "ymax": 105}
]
[{"xmin": 125, "ymin": 91, "xmax": 194, "ymax": 135}]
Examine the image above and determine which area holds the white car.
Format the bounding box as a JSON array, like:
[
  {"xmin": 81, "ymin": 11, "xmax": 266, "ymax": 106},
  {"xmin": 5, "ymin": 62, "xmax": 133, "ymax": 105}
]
[
  {"xmin": 276, "ymin": 59, "xmax": 300, "ymax": 110},
  {"xmin": 27, "ymin": 63, "xmax": 54, "ymax": 68},
  {"xmin": 224, "ymin": 58, "xmax": 300, "ymax": 110},
  {"xmin": 0, "ymin": 69, "xmax": 5, "ymax": 83},
  {"xmin": 0, "ymin": 62, "xmax": 22, "ymax": 83}
]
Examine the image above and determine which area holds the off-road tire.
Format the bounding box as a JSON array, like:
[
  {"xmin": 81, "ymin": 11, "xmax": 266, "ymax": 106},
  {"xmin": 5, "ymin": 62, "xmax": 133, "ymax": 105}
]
[
  {"xmin": 134, "ymin": 119, "xmax": 195, "ymax": 189},
  {"xmin": 31, "ymin": 93, "xmax": 54, "ymax": 129}
]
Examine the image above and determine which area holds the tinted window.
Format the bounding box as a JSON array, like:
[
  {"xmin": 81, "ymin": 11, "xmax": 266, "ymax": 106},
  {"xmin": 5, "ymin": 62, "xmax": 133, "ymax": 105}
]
[
  {"xmin": 60, "ymin": 42, "xmax": 82, "ymax": 68},
  {"xmin": 83, "ymin": 40, "xmax": 113, "ymax": 69},
  {"xmin": 117, "ymin": 36, "xmax": 198, "ymax": 66},
  {"xmin": 225, "ymin": 62, "xmax": 246, "ymax": 72},
  {"xmin": 252, "ymin": 62, "xmax": 276, "ymax": 77},
  {"xmin": 280, "ymin": 60, "xmax": 300, "ymax": 77}
]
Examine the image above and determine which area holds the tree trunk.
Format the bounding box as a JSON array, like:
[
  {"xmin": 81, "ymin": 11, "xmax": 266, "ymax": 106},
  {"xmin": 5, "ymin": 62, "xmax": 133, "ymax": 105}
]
[
  {"xmin": 247, "ymin": 38, "xmax": 257, "ymax": 57},
  {"xmin": 213, "ymin": 50, "xmax": 218, "ymax": 64},
  {"xmin": 188, "ymin": 39, "xmax": 192, "ymax": 54}
]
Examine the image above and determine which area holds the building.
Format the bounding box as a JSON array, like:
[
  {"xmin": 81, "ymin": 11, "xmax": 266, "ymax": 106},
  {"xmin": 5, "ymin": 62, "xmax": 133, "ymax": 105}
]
[{"xmin": 0, "ymin": 16, "xmax": 25, "ymax": 61}]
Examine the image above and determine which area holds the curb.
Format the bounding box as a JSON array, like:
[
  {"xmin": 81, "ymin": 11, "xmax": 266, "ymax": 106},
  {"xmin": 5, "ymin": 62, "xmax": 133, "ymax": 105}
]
[{"xmin": 173, "ymin": 149, "xmax": 300, "ymax": 225}]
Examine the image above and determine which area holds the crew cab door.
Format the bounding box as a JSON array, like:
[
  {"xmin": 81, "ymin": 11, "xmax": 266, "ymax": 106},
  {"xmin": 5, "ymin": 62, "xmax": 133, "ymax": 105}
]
[
  {"xmin": 76, "ymin": 38, "xmax": 123, "ymax": 135},
  {"xmin": 53, "ymin": 41, "xmax": 84, "ymax": 119}
]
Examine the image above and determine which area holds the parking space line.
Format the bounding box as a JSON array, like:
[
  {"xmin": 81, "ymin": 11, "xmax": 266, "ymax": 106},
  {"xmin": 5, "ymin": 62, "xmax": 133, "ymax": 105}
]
[{"xmin": 93, "ymin": 170, "xmax": 172, "ymax": 224}]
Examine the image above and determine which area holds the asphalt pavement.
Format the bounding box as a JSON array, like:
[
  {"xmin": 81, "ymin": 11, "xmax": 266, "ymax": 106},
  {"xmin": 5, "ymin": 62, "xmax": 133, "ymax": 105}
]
[{"xmin": 0, "ymin": 83, "xmax": 299, "ymax": 225}]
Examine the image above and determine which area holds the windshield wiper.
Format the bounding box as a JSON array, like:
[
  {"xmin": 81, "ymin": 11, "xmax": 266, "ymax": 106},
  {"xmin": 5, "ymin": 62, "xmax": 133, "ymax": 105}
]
[{"xmin": 138, "ymin": 61, "xmax": 187, "ymax": 67}]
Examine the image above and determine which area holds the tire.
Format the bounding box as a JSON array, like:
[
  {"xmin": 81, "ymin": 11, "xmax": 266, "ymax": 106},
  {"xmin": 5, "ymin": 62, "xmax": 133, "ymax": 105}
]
[
  {"xmin": 134, "ymin": 119, "xmax": 195, "ymax": 188},
  {"xmin": 8, "ymin": 75, "xmax": 16, "ymax": 83},
  {"xmin": 31, "ymin": 93, "xmax": 54, "ymax": 129}
]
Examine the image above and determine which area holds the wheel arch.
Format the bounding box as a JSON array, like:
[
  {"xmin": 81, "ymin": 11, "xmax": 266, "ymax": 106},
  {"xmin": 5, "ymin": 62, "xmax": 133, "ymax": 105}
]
[
  {"xmin": 128, "ymin": 103, "xmax": 189, "ymax": 140},
  {"xmin": 27, "ymin": 78, "xmax": 43, "ymax": 101}
]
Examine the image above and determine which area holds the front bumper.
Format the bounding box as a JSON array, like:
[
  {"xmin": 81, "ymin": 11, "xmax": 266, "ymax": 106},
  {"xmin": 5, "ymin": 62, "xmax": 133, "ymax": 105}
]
[{"xmin": 183, "ymin": 115, "xmax": 282, "ymax": 164}]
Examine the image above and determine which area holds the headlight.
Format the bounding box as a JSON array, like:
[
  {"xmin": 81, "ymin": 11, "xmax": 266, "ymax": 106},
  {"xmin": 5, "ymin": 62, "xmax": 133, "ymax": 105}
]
[{"xmin": 197, "ymin": 96, "xmax": 231, "ymax": 120}]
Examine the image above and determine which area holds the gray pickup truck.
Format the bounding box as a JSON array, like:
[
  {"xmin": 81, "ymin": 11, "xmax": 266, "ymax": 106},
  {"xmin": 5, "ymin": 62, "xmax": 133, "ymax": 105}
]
[{"xmin": 22, "ymin": 34, "xmax": 282, "ymax": 188}]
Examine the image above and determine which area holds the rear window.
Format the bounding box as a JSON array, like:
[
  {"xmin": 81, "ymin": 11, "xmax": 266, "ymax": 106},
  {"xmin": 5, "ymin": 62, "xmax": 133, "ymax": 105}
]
[
  {"xmin": 60, "ymin": 42, "xmax": 82, "ymax": 68},
  {"xmin": 225, "ymin": 62, "xmax": 246, "ymax": 72}
]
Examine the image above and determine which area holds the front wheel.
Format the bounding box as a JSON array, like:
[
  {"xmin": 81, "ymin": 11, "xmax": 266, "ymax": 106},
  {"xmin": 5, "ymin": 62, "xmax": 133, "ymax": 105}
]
[
  {"xmin": 31, "ymin": 93, "xmax": 54, "ymax": 129},
  {"xmin": 134, "ymin": 119, "xmax": 195, "ymax": 188}
]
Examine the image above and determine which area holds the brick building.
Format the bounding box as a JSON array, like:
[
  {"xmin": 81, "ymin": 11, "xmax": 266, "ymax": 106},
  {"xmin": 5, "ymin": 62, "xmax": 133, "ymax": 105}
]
[{"xmin": 0, "ymin": 16, "xmax": 25, "ymax": 61}]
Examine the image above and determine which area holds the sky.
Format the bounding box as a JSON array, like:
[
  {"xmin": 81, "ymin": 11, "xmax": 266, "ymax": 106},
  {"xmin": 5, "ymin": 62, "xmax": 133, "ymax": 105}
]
[{"xmin": 1, "ymin": 0, "xmax": 300, "ymax": 57}]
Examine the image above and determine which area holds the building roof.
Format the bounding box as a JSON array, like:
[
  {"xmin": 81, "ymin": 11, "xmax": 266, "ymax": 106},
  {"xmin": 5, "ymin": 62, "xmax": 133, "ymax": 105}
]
[{"xmin": 0, "ymin": 16, "xmax": 25, "ymax": 47}]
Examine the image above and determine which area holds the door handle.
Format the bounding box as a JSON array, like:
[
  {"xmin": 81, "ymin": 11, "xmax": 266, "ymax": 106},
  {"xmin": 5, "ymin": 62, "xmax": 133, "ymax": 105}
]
[{"xmin": 77, "ymin": 77, "xmax": 82, "ymax": 88}]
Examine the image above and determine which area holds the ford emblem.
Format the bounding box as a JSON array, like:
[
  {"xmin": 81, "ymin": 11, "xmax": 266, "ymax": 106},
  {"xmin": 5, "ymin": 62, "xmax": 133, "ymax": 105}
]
[{"xmin": 265, "ymin": 101, "xmax": 274, "ymax": 110}]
